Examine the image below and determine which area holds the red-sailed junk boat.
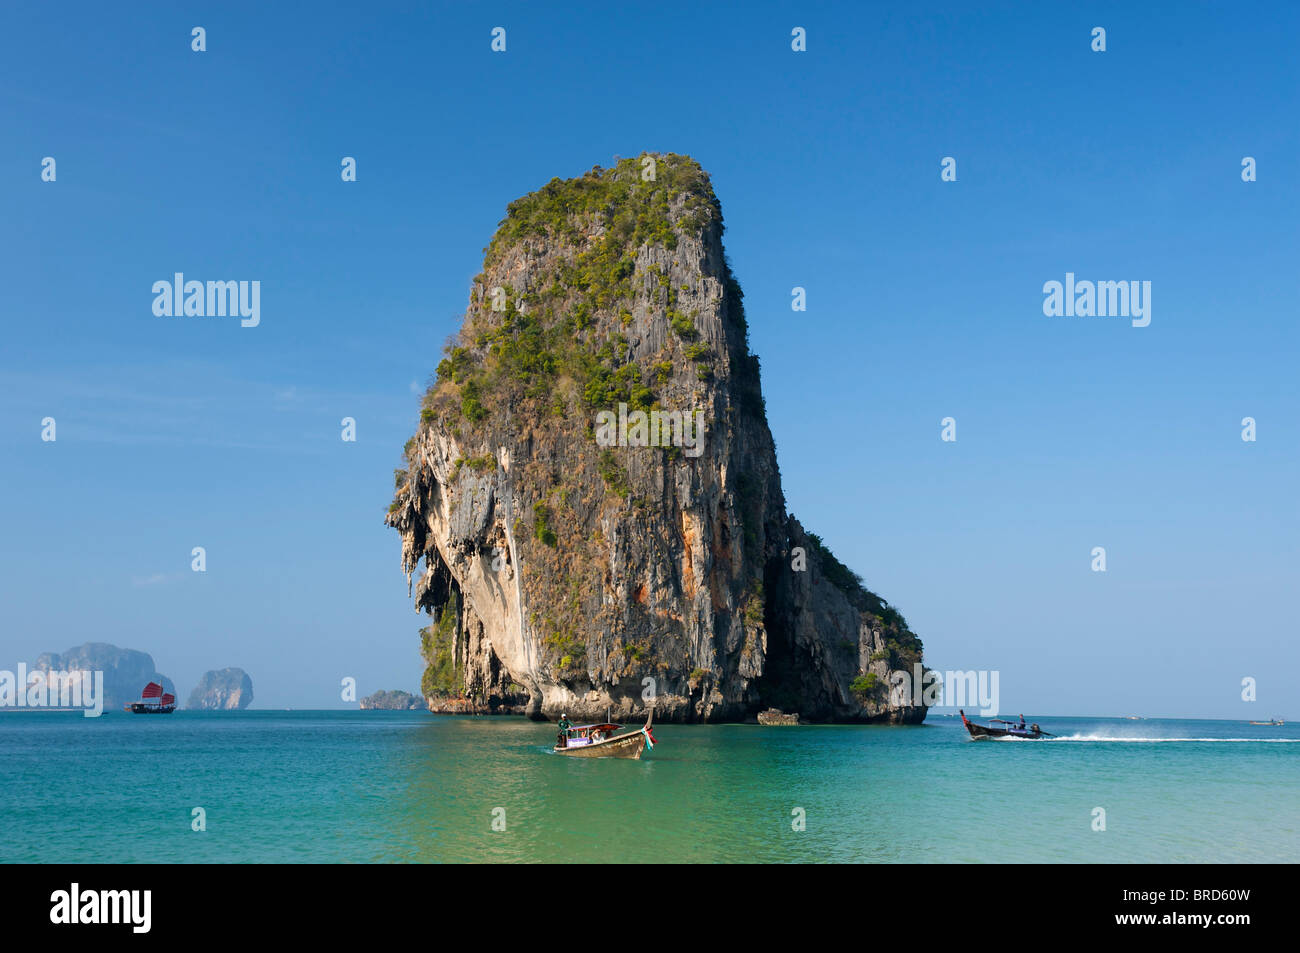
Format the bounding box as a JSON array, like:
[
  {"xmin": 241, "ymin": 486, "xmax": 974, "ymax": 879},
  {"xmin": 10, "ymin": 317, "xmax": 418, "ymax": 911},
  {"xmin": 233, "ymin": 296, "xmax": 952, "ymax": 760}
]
[{"xmin": 125, "ymin": 681, "xmax": 176, "ymax": 714}]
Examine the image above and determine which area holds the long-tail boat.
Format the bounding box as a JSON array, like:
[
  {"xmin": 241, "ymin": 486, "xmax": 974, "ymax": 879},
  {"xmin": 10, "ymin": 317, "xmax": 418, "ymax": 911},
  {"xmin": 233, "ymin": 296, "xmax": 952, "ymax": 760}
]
[
  {"xmin": 1248, "ymin": 718, "xmax": 1284, "ymax": 726},
  {"xmin": 553, "ymin": 706, "xmax": 656, "ymax": 758},
  {"xmin": 125, "ymin": 681, "xmax": 176, "ymax": 714},
  {"xmin": 960, "ymin": 709, "xmax": 1052, "ymax": 740}
]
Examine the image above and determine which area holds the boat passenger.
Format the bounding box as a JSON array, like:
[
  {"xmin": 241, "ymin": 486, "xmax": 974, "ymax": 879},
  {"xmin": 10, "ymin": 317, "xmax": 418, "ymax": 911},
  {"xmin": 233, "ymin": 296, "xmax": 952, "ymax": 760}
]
[{"xmin": 557, "ymin": 713, "xmax": 571, "ymax": 748}]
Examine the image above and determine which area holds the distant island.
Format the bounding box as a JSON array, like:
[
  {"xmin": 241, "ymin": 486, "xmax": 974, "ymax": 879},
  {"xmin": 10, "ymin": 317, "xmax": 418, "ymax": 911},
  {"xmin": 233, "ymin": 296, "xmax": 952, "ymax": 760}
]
[
  {"xmin": 359, "ymin": 689, "xmax": 425, "ymax": 711},
  {"xmin": 28, "ymin": 642, "xmax": 255, "ymax": 712},
  {"xmin": 186, "ymin": 668, "xmax": 254, "ymax": 710},
  {"xmin": 31, "ymin": 642, "xmax": 174, "ymax": 711}
]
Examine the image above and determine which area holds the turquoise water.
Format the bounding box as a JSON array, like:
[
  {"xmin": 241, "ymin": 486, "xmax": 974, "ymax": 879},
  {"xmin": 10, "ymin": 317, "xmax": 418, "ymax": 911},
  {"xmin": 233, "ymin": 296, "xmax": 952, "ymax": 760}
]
[{"xmin": 2, "ymin": 711, "xmax": 1296, "ymax": 863}]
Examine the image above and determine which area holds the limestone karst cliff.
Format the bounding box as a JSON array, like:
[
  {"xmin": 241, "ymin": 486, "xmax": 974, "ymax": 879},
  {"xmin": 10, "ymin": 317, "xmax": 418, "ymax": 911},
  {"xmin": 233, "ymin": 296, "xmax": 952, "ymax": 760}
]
[
  {"xmin": 387, "ymin": 154, "xmax": 926, "ymax": 724},
  {"xmin": 359, "ymin": 689, "xmax": 425, "ymax": 711},
  {"xmin": 185, "ymin": 668, "xmax": 253, "ymax": 710},
  {"xmin": 31, "ymin": 643, "xmax": 175, "ymax": 711}
]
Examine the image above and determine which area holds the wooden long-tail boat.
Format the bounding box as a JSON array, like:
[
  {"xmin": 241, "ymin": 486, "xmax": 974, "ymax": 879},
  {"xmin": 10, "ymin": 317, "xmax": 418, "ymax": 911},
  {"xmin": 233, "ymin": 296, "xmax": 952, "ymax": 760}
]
[
  {"xmin": 960, "ymin": 709, "xmax": 1051, "ymax": 740},
  {"xmin": 553, "ymin": 706, "xmax": 656, "ymax": 758},
  {"xmin": 1248, "ymin": 718, "xmax": 1284, "ymax": 726}
]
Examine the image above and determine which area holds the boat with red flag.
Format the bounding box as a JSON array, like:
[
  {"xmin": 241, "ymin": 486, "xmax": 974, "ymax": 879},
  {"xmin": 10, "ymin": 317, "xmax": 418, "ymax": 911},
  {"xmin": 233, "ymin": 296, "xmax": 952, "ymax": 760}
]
[
  {"xmin": 125, "ymin": 681, "xmax": 176, "ymax": 714},
  {"xmin": 553, "ymin": 706, "xmax": 656, "ymax": 758}
]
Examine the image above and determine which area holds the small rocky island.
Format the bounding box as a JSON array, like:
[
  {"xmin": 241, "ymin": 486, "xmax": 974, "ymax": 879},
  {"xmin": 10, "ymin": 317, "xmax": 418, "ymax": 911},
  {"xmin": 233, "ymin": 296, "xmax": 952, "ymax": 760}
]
[
  {"xmin": 186, "ymin": 668, "xmax": 253, "ymax": 710},
  {"xmin": 359, "ymin": 689, "xmax": 425, "ymax": 710},
  {"xmin": 387, "ymin": 154, "xmax": 927, "ymax": 724},
  {"xmin": 31, "ymin": 642, "xmax": 174, "ymax": 711}
]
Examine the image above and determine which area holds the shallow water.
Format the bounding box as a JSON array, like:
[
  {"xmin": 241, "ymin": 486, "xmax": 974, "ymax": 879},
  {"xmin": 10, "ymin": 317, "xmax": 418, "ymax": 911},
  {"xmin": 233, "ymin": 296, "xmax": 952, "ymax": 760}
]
[{"xmin": 1, "ymin": 711, "xmax": 1295, "ymax": 862}]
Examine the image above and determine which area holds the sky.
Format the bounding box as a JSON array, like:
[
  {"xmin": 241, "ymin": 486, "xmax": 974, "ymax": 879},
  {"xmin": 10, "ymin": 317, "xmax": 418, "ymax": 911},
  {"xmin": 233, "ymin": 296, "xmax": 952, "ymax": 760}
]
[{"xmin": 1, "ymin": 2, "xmax": 1296, "ymax": 717}]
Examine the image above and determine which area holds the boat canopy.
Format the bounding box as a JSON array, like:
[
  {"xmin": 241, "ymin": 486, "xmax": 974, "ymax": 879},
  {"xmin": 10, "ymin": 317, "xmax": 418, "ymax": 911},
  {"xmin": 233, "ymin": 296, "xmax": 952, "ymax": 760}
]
[{"xmin": 567, "ymin": 723, "xmax": 621, "ymax": 732}]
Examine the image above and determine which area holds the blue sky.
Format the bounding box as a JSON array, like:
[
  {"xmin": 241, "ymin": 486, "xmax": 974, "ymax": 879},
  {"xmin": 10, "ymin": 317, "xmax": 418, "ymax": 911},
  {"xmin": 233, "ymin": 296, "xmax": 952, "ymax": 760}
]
[{"xmin": 2, "ymin": 2, "xmax": 1296, "ymax": 717}]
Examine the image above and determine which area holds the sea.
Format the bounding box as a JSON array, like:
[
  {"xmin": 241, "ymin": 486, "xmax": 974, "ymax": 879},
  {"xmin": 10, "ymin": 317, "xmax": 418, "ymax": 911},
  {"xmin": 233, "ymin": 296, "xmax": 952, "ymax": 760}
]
[{"xmin": 2, "ymin": 711, "xmax": 1296, "ymax": 863}]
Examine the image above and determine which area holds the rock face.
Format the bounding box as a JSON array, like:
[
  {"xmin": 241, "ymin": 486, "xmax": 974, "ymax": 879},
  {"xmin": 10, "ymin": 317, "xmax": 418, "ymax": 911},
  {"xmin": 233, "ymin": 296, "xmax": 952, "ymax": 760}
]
[
  {"xmin": 359, "ymin": 689, "xmax": 425, "ymax": 710},
  {"xmin": 31, "ymin": 642, "xmax": 174, "ymax": 711},
  {"xmin": 387, "ymin": 154, "xmax": 926, "ymax": 724},
  {"xmin": 757, "ymin": 709, "xmax": 799, "ymax": 726},
  {"xmin": 185, "ymin": 668, "xmax": 253, "ymax": 710}
]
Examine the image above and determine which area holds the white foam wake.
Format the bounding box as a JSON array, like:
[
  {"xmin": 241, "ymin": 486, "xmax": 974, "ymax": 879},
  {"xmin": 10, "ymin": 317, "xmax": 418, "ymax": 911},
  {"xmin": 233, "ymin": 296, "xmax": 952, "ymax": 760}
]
[{"xmin": 1048, "ymin": 734, "xmax": 1300, "ymax": 743}]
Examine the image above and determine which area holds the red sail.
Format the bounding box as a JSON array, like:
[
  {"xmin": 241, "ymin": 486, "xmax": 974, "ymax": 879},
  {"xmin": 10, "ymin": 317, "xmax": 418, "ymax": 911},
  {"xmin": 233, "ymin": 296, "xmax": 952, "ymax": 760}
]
[
  {"xmin": 160, "ymin": 693, "xmax": 175, "ymax": 706},
  {"xmin": 141, "ymin": 682, "xmax": 164, "ymax": 699}
]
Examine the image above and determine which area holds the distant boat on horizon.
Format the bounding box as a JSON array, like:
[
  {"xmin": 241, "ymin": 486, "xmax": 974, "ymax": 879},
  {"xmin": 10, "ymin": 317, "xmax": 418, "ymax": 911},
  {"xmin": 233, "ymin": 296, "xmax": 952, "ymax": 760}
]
[
  {"xmin": 1248, "ymin": 717, "xmax": 1284, "ymax": 726},
  {"xmin": 124, "ymin": 681, "xmax": 175, "ymax": 714}
]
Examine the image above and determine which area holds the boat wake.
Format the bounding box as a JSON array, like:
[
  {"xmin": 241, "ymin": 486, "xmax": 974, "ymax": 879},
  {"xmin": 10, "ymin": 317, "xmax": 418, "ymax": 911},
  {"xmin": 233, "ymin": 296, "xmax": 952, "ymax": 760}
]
[{"xmin": 1047, "ymin": 734, "xmax": 1300, "ymax": 743}]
